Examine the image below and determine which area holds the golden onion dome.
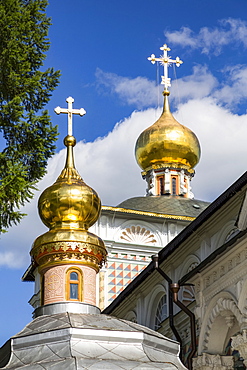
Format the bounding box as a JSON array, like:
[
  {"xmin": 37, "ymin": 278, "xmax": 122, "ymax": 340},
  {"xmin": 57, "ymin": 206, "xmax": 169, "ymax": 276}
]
[
  {"xmin": 135, "ymin": 92, "xmax": 201, "ymax": 173},
  {"xmin": 38, "ymin": 135, "xmax": 101, "ymax": 231}
]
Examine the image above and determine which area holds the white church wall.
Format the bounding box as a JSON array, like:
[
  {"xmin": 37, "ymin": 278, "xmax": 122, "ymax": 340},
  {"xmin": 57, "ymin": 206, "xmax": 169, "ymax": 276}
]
[{"xmin": 92, "ymin": 209, "xmax": 192, "ymax": 309}]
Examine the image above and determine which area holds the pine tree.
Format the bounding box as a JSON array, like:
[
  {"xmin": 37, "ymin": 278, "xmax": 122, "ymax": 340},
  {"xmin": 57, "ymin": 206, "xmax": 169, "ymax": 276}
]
[{"xmin": 0, "ymin": 0, "xmax": 60, "ymax": 232}]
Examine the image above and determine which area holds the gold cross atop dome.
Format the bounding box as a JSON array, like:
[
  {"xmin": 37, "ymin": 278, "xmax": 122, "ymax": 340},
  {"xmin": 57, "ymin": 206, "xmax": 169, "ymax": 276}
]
[
  {"xmin": 148, "ymin": 44, "xmax": 183, "ymax": 92},
  {"xmin": 54, "ymin": 96, "xmax": 86, "ymax": 136}
]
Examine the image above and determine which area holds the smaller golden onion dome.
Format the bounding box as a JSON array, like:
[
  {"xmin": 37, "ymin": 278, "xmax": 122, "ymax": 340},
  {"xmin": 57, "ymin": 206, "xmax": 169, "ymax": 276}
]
[
  {"xmin": 135, "ymin": 92, "xmax": 201, "ymax": 173},
  {"xmin": 38, "ymin": 135, "xmax": 101, "ymax": 231},
  {"xmin": 32, "ymin": 99, "xmax": 107, "ymax": 274}
]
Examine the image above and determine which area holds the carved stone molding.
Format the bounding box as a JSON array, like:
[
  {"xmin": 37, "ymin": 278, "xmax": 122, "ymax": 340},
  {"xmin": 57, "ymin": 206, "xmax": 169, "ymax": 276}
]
[
  {"xmin": 201, "ymin": 247, "xmax": 247, "ymax": 302},
  {"xmin": 232, "ymin": 330, "xmax": 247, "ymax": 364},
  {"xmin": 220, "ymin": 312, "xmax": 235, "ymax": 328},
  {"xmin": 193, "ymin": 353, "xmax": 233, "ymax": 370},
  {"xmin": 119, "ymin": 225, "xmax": 156, "ymax": 244},
  {"xmin": 202, "ymin": 297, "xmax": 242, "ymax": 351}
]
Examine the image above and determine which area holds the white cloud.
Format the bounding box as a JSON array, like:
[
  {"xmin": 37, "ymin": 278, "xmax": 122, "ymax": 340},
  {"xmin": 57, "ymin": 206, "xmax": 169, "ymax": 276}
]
[
  {"xmin": 213, "ymin": 65, "xmax": 247, "ymax": 106},
  {"xmin": 95, "ymin": 68, "xmax": 157, "ymax": 108},
  {"xmin": 164, "ymin": 26, "xmax": 198, "ymax": 48},
  {"xmin": 170, "ymin": 65, "xmax": 218, "ymax": 102},
  {"xmin": 1, "ymin": 97, "xmax": 247, "ymax": 269},
  {"xmin": 2, "ymin": 59, "xmax": 247, "ymax": 270},
  {"xmin": 96, "ymin": 65, "xmax": 218, "ymax": 108},
  {"xmin": 0, "ymin": 109, "xmax": 157, "ymax": 268},
  {"xmin": 95, "ymin": 63, "xmax": 247, "ymax": 110},
  {"xmin": 165, "ymin": 18, "xmax": 247, "ymax": 55},
  {"xmin": 174, "ymin": 98, "xmax": 247, "ymax": 201}
]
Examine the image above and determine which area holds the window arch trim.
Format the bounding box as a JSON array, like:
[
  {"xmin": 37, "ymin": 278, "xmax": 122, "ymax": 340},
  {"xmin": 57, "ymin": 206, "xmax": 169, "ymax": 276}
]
[
  {"xmin": 157, "ymin": 175, "xmax": 164, "ymax": 195},
  {"xmin": 154, "ymin": 294, "xmax": 168, "ymax": 330},
  {"xmin": 66, "ymin": 267, "xmax": 83, "ymax": 302}
]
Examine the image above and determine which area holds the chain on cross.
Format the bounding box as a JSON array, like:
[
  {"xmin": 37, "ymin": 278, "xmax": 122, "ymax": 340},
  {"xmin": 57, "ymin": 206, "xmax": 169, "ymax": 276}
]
[
  {"xmin": 148, "ymin": 44, "xmax": 183, "ymax": 91},
  {"xmin": 54, "ymin": 97, "xmax": 86, "ymax": 136}
]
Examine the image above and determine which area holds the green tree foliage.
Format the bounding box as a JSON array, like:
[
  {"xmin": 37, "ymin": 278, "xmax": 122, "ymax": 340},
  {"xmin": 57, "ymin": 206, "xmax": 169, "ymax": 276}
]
[{"xmin": 0, "ymin": 0, "xmax": 60, "ymax": 232}]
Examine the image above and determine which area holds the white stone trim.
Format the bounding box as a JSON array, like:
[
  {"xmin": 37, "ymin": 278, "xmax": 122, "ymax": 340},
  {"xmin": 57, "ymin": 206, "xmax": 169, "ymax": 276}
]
[
  {"xmin": 232, "ymin": 330, "xmax": 247, "ymax": 364},
  {"xmin": 199, "ymin": 295, "xmax": 242, "ymax": 353},
  {"xmin": 193, "ymin": 353, "xmax": 233, "ymax": 369}
]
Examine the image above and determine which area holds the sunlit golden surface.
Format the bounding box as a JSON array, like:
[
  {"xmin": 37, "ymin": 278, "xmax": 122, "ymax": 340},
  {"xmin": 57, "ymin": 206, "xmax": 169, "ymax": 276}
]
[
  {"xmin": 135, "ymin": 95, "xmax": 200, "ymax": 172},
  {"xmin": 38, "ymin": 179, "xmax": 101, "ymax": 230},
  {"xmin": 31, "ymin": 229, "xmax": 107, "ymax": 272}
]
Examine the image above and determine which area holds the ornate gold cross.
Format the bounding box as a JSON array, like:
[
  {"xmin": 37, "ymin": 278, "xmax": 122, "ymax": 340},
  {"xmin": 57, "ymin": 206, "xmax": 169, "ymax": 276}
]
[
  {"xmin": 148, "ymin": 44, "xmax": 183, "ymax": 91},
  {"xmin": 54, "ymin": 97, "xmax": 86, "ymax": 136}
]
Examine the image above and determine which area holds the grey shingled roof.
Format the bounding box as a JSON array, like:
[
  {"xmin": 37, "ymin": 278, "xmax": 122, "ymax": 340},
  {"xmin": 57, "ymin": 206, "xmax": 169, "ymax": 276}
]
[
  {"xmin": 117, "ymin": 196, "xmax": 210, "ymax": 218},
  {"xmin": 13, "ymin": 312, "xmax": 168, "ymax": 338},
  {"xmin": 0, "ymin": 312, "xmax": 185, "ymax": 369}
]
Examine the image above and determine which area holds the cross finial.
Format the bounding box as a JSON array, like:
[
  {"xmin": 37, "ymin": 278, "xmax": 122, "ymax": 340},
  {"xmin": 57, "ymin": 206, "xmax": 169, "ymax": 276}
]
[
  {"xmin": 54, "ymin": 97, "xmax": 86, "ymax": 136},
  {"xmin": 148, "ymin": 44, "xmax": 183, "ymax": 92}
]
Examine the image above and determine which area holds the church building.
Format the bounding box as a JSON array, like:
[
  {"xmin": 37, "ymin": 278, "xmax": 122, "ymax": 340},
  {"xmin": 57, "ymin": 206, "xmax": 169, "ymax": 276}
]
[
  {"xmin": 90, "ymin": 44, "xmax": 209, "ymax": 309},
  {"xmin": 1, "ymin": 42, "xmax": 246, "ymax": 369},
  {"xmin": 101, "ymin": 46, "xmax": 247, "ymax": 369},
  {"xmin": 22, "ymin": 44, "xmax": 209, "ymax": 314},
  {"xmin": 0, "ymin": 85, "xmax": 187, "ymax": 368}
]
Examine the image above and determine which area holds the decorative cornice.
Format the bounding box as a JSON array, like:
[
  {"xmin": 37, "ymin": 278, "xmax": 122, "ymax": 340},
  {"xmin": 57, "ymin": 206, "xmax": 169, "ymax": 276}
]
[
  {"xmin": 32, "ymin": 240, "xmax": 107, "ymax": 272},
  {"xmin": 38, "ymin": 253, "xmax": 102, "ymax": 272},
  {"xmin": 194, "ymin": 246, "xmax": 247, "ymax": 302},
  {"xmin": 102, "ymin": 206, "xmax": 195, "ymax": 222},
  {"xmin": 141, "ymin": 163, "xmax": 195, "ymax": 177}
]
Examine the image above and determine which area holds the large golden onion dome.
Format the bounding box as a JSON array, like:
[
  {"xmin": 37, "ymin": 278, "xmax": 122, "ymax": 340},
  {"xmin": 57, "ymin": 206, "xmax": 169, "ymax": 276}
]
[
  {"xmin": 135, "ymin": 92, "xmax": 201, "ymax": 174},
  {"xmin": 38, "ymin": 135, "xmax": 101, "ymax": 230}
]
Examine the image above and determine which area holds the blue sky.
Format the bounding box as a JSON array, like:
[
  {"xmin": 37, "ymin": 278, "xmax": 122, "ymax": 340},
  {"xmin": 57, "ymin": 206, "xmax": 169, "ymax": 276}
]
[{"xmin": 1, "ymin": 0, "xmax": 247, "ymax": 346}]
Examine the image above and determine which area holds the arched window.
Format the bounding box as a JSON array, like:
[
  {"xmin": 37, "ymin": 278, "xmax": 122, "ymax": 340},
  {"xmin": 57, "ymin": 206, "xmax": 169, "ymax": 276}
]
[
  {"xmin": 181, "ymin": 262, "xmax": 198, "ymax": 306},
  {"xmin": 157, "ymin": 176, "xmax": 164, "ymax": 195},
  {"xmin": 66, "ymin": 269, "xmax": 82, "ymax": 301},
  {"xmin": 154, "ymin": 295, "xmax": 167, "ymax": 330},
  {"xmin": 171, "ymin": 176, "xmax": 178, "ymax": 195}
]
